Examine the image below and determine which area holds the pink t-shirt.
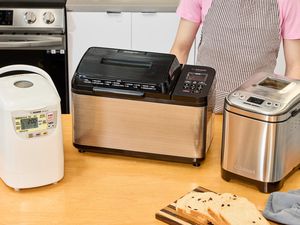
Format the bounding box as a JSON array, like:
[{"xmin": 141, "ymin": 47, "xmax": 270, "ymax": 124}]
[{"xmin": 177, "ymin": 0, "xmax": 300, "ymax": 39}]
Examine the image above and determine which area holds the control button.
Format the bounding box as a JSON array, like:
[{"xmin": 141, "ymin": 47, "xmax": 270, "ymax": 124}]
[
  {"xmin": 84, "ymin": 79, "xmax": 92, "ymax": 84},
  {"xmin": 104, "ymin": 81, "xmax": 112, "ymax": 86},
  {"xmin": 125, "ymin": 83, "xmax": 133, "ymax": 87},
  {"xmin": 43, "ymin": 12, "xmax": 55, "ymax": 24},
  {"xmin": 274, "ymin": 103, "xmax": 280, "ymax": 107},
  {"xmin": 24, "ymin": 11, "xmax": 36, "ymax": 24},
  {"xmin": 232, "ymin": 92, "xmax": 239, "ymax": 97},
  {"xmin": 239, "ymin": 95, "xmax": 245, "ymax": 100},
  {"xmin": 266, "ymin": 101, "xmax": 272, "ymax": 106}
]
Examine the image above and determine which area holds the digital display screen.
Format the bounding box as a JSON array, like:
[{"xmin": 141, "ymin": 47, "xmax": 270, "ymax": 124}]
[
  {"xmin": 0, "ymin": 10, "xmax": 13, "ymax": 26},
  {"xmin": 187, "ymin": 72, "xmax": 207, "ymax": 82},
  {"xmin": 247, "ymin": 97, "xmax": 265, "ymax": 105},
  {"xmin": 21, "ymin": 118, "xmax": 38, "ymax": 130},
  {"xmin": 259, "ymin": 77, "xmax": 290, "ymax": 90}
]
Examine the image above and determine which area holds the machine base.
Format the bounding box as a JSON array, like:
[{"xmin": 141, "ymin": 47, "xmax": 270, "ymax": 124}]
[
  {"xmin": 74, "ymin": 144, "xmax": 203, "ymax": 167},
  {"xmin": 221, "ymin": 169, "xmax": 284, "ymax": 193}
]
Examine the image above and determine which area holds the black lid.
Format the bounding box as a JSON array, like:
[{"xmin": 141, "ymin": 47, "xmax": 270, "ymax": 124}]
[
  {"xmin": 0, "ymin": 0, "xmax": 66, "ymax": 8},
  {"xmin": 75, "ymin": 47, "xmax": 180, "ymax": 95}
]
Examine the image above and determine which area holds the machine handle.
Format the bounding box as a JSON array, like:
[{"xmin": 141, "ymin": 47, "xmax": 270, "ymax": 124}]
[
  {"xmin": 0, "ymin": 35, "xmax": 63, "ymax": 48},
  {"xmin": 0, "ymin": 64, "xmax": 59, "ymax": 97},
  {"xmin": 93, "ymin": 87, "xmax": 144, "ymax": 97},
  {"xmin": 291, "ymin": 108, "xmax": 300, "ymax": 117}
]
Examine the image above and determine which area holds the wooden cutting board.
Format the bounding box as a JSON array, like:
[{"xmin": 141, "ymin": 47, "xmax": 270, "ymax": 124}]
[{"xmin": 155, "ymin": 186, "xmax": 280, "ymax": 225}]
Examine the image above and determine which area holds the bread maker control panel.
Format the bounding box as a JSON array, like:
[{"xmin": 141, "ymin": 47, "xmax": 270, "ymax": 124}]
[
  {"xmin": 229, "ymin": 91, "xmax": 282, "ymax": 113},
  {"xmin": 226, "ymin": 74, "xmax": 300, "ymax": 115},
  {"xmin": 12, "ymin": 109, "xmax": 58, "ymax": 138},
  {"xmin": 181, "ymin": 71, "xmax": 207, "ymax": 94}
]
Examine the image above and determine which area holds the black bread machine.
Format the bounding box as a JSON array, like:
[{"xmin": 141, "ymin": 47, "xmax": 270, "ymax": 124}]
[{"xmin": 72, "ymin": 47, "xmax": 215, "ymax": 166}]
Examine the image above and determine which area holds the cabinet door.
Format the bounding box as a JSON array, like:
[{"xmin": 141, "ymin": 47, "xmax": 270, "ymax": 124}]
[
  {"xmin": 131, "ymin": 12, "xmax": 195, "ymax": 64},
  {"xmin": 67, "ymin": 11, "xmax": 131, "ymax": 82}
]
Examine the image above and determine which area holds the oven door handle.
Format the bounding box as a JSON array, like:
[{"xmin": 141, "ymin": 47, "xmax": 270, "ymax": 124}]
[{"xmin": 0, "ymin": 35, "xmax": 63, "ymax": 48}]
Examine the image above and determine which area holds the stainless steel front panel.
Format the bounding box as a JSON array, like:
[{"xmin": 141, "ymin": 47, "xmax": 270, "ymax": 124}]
[
  {"xmin": 221, "ymin": 107, "xmax": 300, "ymax": 183},
  {"xmin": 0, "ymin": 8, "xmax": 65, "ymax": 33},
  {"xmin": 0, "ymin": 35, "xmax": 64, "ymax": 49},
  {"xmin": 72, "ymin": 94, "xmax": 212, "ymax": 159}
]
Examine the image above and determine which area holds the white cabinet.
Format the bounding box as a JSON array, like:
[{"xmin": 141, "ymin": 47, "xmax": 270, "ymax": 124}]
[
  {"xmin": 67, "ymin": 11, "xmax": 131, "ymax": 80},
  {"xmin": 131, "ymin": 12, "xmax": 195, "ymax": 64}
]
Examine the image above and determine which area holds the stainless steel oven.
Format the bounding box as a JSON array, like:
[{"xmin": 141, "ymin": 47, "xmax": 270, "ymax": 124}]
[{"xmin": 0, "ymin": 0, "xmax": 69, "ymax": 113}]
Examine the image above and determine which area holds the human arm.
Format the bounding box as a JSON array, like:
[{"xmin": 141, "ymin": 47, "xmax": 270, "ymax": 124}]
[
  {"xmin": 170, "ymin": 18, "xmax": 200, "ymax": 64},
  {"xmin": 283, "ymin": 39, "xmax": 300, "ymax": 80}
]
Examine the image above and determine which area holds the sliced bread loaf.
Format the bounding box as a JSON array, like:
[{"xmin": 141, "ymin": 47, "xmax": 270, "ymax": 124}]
[{"xmin": 175, "ymin": 191, "xmax": 270, "ymax": 225}]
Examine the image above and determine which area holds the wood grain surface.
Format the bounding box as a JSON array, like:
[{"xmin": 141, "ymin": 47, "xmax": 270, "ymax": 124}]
[
  {"xmin": 0, "ymin": 114, "xmax": 298, "ymax": 225},
  {"xmin": 155, "ymin": 186, "xmax": 280, "ymax": 225}
]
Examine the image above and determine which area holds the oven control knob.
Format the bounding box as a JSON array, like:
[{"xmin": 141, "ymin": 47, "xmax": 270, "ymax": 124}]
[
  {"xmin": 24, "ymin": 11, "xmax": 36, "ymax": 24},
  {"xmin": 43, "ymin": 12, "xmax": 55, "ymax": 24}
]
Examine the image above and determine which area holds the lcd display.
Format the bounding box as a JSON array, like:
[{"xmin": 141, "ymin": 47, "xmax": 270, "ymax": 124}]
[
  {"xmin": 259, "ymin": 77, "xmax": 290, "ymax": 90},
  {"xmin": 0, "ymin": 10, "xmax": 13, "ymax": 26},
  {"xmin": 21, "ymin": 118, "xmax": 38, "ymax": 130},
  {"xmin": 247, "ymin": 97, "xmax": 264, "ymax": 105},
  {"xmin": 187, "ymin": 72, "xmax": 207, "ymax": 82}
]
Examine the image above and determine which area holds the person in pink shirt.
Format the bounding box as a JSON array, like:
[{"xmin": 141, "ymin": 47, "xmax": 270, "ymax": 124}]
[{"xmin": 171, "ymin": 0, "xmax": 300, "ymax": 113}]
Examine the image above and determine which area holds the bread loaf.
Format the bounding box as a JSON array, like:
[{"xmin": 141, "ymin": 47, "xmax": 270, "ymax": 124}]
[{"xmin": 175, "ymin": 191, "xmax": 270, "ymax": 225}]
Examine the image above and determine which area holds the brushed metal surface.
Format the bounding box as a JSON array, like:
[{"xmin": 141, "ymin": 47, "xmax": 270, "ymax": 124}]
[
  {"xmin": 72, "ymin": 94, "xmax": 211, "ymax": 159},
  {"xmin": 226, "ymin": 72, "xmax": 300, "ymax": 120},
  {"xmin": 0, "ymin": 35, "xmax": 64, "ymax": 48},
  {"xmin": 0, "ymin": 8, "xmax": 65, "ymax": 33},
  {"xmin": 221, "ymin": 108, "xmax": 300, "ymax": 183}
]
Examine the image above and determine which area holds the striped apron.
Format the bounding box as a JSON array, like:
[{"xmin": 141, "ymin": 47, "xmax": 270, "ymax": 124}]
[{"xmin": 197, "ymin": 0, "xmax": 281, "ymax": 113}]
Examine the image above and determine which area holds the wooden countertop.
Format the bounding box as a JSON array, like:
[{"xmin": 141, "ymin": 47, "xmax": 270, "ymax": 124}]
[{"xmin": 1, "ymin": 114, "xmax": 299, "ymax": 225}]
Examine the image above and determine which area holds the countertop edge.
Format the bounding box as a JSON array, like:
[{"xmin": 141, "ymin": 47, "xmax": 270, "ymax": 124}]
[{"xmin": 66, "ymin": 5, "xmax": 178, "ymax": 12}]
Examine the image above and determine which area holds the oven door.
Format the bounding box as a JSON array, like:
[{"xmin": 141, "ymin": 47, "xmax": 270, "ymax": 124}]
[{"xmin": 0, "ymin": 34, "xmax": 69, "ymax": 113}]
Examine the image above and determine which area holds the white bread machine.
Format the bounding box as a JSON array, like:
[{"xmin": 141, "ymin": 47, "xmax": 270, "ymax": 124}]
[{"xmin": 0, "ymin": 65, "xmax": 64, "ymax": 190}]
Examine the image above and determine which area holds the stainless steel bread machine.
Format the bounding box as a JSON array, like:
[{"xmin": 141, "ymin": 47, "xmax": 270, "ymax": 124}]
[
  {"xmin": 71, "ymin": 47, "xmax": 216, "ymax": 166},
  {"xmin": 221, "ymin": 72, "xmax": 300, "ymax": 192}
]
